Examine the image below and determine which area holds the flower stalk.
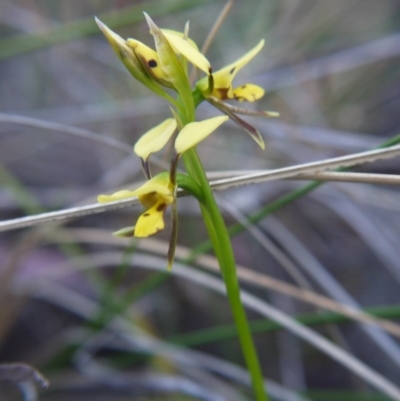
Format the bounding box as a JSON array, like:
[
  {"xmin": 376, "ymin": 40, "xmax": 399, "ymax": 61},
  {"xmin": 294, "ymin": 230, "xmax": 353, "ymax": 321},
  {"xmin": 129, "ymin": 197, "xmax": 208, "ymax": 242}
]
[{"xmin": 182, "ymin": 148, "xmax": 268, "ymax": 401}]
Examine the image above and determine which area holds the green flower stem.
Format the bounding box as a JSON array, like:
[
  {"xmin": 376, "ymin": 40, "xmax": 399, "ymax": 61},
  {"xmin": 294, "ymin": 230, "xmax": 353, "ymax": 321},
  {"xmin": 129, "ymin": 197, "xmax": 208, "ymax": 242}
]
[
  {"xmin": 182, "ymin": 148, "xmax": 269, "ymax": 401},
  {"xmin": 176, "ymin": 173, "xmax": 204, "ymax": 202}
]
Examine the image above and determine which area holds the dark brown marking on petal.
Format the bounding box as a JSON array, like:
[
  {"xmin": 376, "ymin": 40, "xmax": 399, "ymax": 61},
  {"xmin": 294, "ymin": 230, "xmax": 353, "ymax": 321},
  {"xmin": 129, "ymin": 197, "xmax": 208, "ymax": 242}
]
[
  {"xmin": 229, "ymin": 67, "xmax": 236, "ymax": 74},
  {"xmin": 156, "ymin": 202, "xmax": 167, "ymax": 212},
  {"xmin": 143, "ymin": 213, "xmax": 150, "ymax": 217},
  {"xmin": 148, "ymin": 59, "xmax": 157, "ymax": 68},
  {"xmin": 216, "ymin": 88, "xmax": 229, "ymax": 100},
  {"xmin": 241, "ymin": 84, "xmax": 247, "ymax": 88}
]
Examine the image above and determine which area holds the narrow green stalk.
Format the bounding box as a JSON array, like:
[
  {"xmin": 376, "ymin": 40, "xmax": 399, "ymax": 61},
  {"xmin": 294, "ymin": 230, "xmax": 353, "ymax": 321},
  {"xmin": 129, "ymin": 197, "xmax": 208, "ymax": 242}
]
[{"xmin": 182, "ymin": 148, "xmax": 269, "ymax": 401}]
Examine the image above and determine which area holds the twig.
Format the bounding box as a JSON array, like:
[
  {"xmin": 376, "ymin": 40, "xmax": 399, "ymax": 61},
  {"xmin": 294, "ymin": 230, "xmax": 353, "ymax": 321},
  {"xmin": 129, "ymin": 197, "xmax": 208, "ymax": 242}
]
[{"xmin": 1, "ymin": 145, "xmax": 400, "ymax": 232}]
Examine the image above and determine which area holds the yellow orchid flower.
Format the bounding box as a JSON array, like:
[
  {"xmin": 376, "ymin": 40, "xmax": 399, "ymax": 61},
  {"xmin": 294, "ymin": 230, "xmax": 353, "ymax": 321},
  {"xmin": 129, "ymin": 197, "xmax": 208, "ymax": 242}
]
[
  {"xmin": 96, "ymin": 16, "xmax": 210, "ymax": 110},
  {"xmin": 95, "ymin": 17, "xmax": 175, "ymax": 102},
  {"xmin": 197, "ymin": 40, "xmax": 265, "ymax": 102},
  {"xmin": 99, "ymin": 115, "xmax": 228, "ymax": 236},
  {"xmin": 192, "ymin": 39, "xmax": 280, "ymax": 150},
  {"xmin": 98, "ymin": 172, "xmax": 174, "ymax": 238}
]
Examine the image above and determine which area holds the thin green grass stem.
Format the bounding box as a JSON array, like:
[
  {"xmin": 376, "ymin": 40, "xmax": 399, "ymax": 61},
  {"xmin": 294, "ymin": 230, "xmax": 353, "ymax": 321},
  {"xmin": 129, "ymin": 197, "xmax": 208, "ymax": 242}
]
[
  {"xmin": 0, "ymin": 0, "xmax": 214, "ymax": 60},
  {"xmin": 169, "ymin": 304, "xmax": 400, "ymax": 347}
]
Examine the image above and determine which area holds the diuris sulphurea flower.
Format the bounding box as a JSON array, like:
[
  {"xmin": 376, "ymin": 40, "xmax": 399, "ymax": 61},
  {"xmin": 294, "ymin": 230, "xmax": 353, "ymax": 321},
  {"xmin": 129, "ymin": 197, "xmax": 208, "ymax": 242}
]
[
  {"xmin": 196, "ymin": 39, "xmax": 265, "ymax": 102},
  {"xmin": 195, "ymin": 39, "xmax": 279, "ymax": 150},
  {"xmin": 98, "ymin": 172, "xmax": 174, "ymax": 238}
]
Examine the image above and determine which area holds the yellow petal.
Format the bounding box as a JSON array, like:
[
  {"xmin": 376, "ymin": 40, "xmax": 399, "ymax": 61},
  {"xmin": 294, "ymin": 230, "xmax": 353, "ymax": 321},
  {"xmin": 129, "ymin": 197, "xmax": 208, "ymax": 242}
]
[
  {"xmin": 175, "ymin": 116, "xmax": 229, "ymax": 154},
  {"xmin": 97, "ymin": 173, "xmax": 173, "ymax": 206},
  {"xmin": 134, "ymin": 200, "xmax": 167, "ymax": 237},
  {"xmin": 161, "ymin": 29, "xmax": 199, "ymax": 50},
  {"xmin": 212, "ymin": 39, "xmax": 264, "ymax": 89},
  {"xmin": 232, "ymin": 83, "xmax": 265, "ymax": 102},
  {"xmin": 134, "ymin": 118, "xmax": 177, "ymax": 160},
  {"xmin": 97, "ymin": 189, "xmax": 137, "ymax": 203},
  {"xmin": 127, "ymin": 39, "xmax": 170, "ymax": 84},
  {"xmin": 162, "ymin": 30, "xmax": 211, "ymax": 75}
]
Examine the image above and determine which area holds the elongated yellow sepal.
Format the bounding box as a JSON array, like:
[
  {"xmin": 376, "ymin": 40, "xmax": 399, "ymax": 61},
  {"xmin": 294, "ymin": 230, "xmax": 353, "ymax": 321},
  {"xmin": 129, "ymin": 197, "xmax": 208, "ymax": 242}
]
[
  {"xmin": 134, "ymin": 118, "xmax": 177, "ymax": 160},
  {"xmin": 144, "ymin": 13, "xmax": 194, "ymax": 111},
  {"xmin": 175, "ymin": 116, "xmax": 229, "ymax": 154}
]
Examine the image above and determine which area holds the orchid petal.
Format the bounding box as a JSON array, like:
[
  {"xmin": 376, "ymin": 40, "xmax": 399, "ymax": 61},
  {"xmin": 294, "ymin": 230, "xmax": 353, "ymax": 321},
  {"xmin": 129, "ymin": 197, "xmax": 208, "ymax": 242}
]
[
  {"xmin": 134, "ymin": 118, "xmax": 177, "ymax": 160},
  {"xmin": 161, "ymin": 29, "xmax": 199, "ymax": 50},
  {"xmin": 97, "ymin": 189, "xmax": 137, "ymax": 203},
  {"xmin": 126, "ymin": 39, "xmax": 172, "ymax": 86},
  {"xmin": 98, "ymin": 173, "xmax": 173, "ymax": 206},
  {"xmin": 162, "ymin": 30, "xmax": 211, "ymax": 74},
  {"xmin": 212, "ymin": 39, "xmax": 264, "ymax": 89},
  {"xmin": 134, "ymin": 199, "xmax": 167, "ymax": 237},
  {"xmin": 175, "ymin": 116, "xmax": 228, "ymax": 154},
  {"xmin": 232, "ymin": 83, "xmax": 265, "ymax": 102}
]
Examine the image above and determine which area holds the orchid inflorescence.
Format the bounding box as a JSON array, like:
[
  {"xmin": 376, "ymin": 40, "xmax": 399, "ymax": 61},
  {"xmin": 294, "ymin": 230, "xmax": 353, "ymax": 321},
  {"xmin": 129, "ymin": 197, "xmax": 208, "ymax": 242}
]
[{"xmin": 96, "ymin": 13, "xmax": 278, "ymax": 268}]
